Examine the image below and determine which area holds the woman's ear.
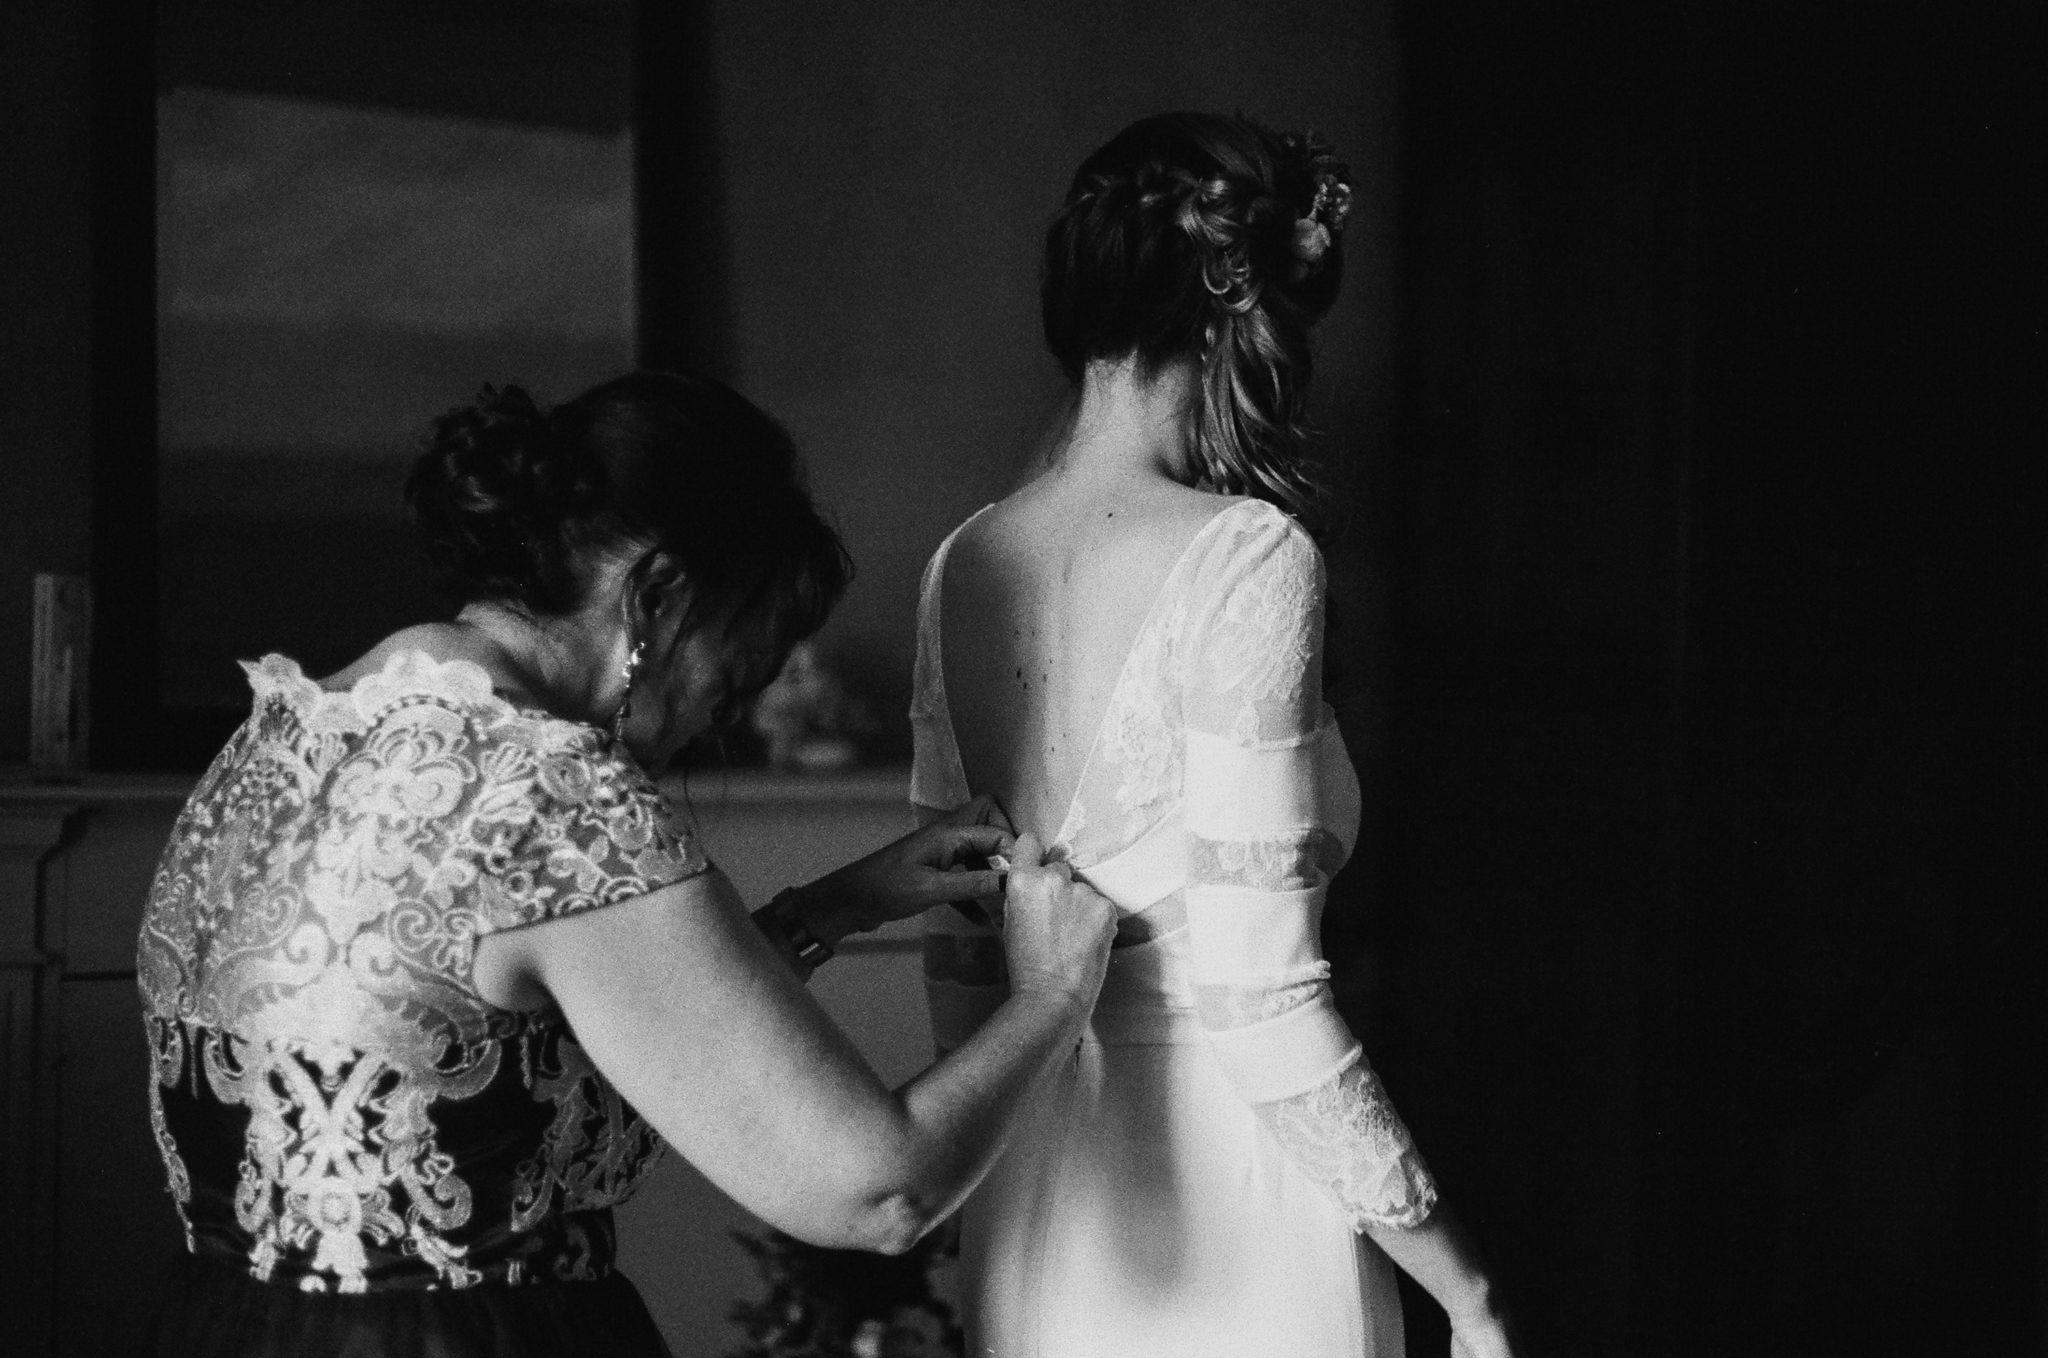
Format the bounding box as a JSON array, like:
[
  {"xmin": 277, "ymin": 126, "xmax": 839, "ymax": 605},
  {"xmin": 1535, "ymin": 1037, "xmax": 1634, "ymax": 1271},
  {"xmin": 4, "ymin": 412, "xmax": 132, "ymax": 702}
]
[{"xmin": 628, "ymin": 550, "xmax": 692, "ymax": 628}]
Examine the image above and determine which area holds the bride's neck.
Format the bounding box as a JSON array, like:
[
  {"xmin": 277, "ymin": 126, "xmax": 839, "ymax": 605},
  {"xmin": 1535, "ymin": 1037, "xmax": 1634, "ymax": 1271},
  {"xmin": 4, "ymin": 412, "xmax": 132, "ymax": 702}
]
[{"xmin": 1043, "ymin": 353, "xmax": 1200, "ymax": 488}]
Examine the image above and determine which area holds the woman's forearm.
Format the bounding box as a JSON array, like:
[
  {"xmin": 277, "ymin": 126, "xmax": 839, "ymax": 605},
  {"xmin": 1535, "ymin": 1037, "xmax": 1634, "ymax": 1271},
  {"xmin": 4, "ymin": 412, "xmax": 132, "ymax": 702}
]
[
  {"xmin": 1362, "ymin": 1206, "xmax": 1502, "ymax": 1326},
  {"xmin": 751, "ymin": 882, "xmax": 868, "ymax": 981},
  {"xmin": 523, "ymin": 859, "xmax": 1109, "ymax": 1258},
  {"xmin": 848, "ymin": 988, "xmax": 1092, "ymax": 1252},
  {"xmin": 747, "ymin": 883, "xmax": 1091, "ymax": 1252}
]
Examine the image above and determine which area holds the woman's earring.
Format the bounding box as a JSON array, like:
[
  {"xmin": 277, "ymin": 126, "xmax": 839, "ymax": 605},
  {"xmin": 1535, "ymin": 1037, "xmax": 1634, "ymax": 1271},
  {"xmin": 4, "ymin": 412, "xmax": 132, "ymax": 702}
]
[{"xmin": 610, "ymin": 637, "xmax": 646, "ymax": 743}]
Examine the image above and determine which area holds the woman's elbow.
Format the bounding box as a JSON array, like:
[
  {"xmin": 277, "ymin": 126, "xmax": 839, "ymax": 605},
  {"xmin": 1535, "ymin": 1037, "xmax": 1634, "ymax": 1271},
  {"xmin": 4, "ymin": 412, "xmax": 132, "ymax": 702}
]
[
  {"xmin": 850, "ymin": 1192, "xmax": 936, "ymax": 1255},
  {"xmin": 774, "ymin": 1192, "xmax": 936, "ymax": 1255},
  {"xmin": 753, "ymin": 1124, "xmax": 952, "ymax": 1253}
]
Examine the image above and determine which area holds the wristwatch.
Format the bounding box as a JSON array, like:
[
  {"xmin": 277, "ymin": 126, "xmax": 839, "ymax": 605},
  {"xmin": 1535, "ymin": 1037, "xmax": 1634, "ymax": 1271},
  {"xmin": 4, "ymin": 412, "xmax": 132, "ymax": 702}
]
[{"xmin": 771, "ymin": 888, "xmax": 834, "ymax": 970}]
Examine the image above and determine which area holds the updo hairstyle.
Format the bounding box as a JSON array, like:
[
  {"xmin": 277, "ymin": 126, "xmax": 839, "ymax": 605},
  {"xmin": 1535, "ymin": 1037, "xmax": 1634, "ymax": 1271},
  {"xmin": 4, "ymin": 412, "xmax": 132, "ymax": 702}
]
[
  {"xmin": 1041, "ymin": 112, "xmax": 1352, "ymax": 525},
  {"xmin": 406, "ymin": 372, "xmax": 852, "ymax": 709}
]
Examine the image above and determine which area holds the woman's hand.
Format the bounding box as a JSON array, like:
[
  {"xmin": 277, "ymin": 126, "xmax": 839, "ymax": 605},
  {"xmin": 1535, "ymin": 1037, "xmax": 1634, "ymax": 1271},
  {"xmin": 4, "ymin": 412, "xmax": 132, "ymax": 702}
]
[
  {"xmin": 995, "ymin": 832, "xmax": 1117, "ymax": 1009},
  {"xmin": 1447, "ymin": 1280, "xmax": 1522, "ymax": 1358},
  {"xmin": 1364, "ymin": 1210, "xmax": 1523, "ymax": 1358},
  {"xmin": 1450, "ymin": 1312, "xmax": 1521, "ymax": 1358},
  {"xmin": 795, "ymin": 794, "xmax": 1016, "ymax": 945}
]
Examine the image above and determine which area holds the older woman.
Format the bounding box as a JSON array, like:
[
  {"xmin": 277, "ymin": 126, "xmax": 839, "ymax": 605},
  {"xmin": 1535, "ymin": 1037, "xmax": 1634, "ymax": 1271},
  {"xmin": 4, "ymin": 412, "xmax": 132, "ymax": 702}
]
[{"xmin": 137, "ymin": 372, "xmax": 1116, "ymax": 1357}]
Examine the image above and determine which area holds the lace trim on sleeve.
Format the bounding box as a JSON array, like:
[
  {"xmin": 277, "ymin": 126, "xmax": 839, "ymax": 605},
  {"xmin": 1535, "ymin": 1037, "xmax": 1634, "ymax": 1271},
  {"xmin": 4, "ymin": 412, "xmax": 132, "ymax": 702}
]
[
  {"xmin": 475, "ymin": 737, "xmax": 708, "ymax": 937},
  {"xmin": 1195, "ymin": 976, "xmax": 1329, "ymax": 1028},
  {"xmin": 1188, "ymin": 828, "xmax": 1344, "ymax": 892},
  {"xmin": 1256, "ymin": 1062, "xmax": 1439, "ymax": 1230},
  {"xmin": 1188, "ymin": 826, "xmax": 1340, "ymax": 1027}
]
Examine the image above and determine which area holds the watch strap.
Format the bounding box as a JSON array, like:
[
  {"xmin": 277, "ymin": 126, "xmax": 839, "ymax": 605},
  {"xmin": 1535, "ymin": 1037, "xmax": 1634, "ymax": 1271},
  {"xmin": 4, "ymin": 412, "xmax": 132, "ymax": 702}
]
[{"xmin": 773, "ymin": 888, "xmax": 834, "ymax": 969}]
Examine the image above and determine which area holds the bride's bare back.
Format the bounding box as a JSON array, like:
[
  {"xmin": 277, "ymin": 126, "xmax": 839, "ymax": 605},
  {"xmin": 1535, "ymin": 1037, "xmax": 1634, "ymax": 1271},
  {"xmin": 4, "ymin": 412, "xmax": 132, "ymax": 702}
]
[{"xmin": 939, "ymin": 477, "xmax": 1240, "ymax": 845}]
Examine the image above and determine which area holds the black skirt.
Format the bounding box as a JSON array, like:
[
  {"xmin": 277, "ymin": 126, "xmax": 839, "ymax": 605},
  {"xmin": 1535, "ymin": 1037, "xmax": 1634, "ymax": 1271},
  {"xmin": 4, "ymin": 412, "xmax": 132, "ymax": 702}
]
[{"xmin": 146, "ymin": 1253, "xmax": 675, "ymax": 1358}]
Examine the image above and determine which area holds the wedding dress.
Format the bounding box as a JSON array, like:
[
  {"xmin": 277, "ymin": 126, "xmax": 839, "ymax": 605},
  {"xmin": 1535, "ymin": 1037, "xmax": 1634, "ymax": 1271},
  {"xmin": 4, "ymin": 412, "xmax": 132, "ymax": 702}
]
[{"xmin": 913, "ymin": 498, "xmax": 1438, "ymax": 1357}]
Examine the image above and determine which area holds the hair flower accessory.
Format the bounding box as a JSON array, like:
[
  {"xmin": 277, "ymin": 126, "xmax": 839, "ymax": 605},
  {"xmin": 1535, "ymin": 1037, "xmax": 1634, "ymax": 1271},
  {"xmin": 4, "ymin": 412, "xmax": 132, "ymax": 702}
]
[
  {"xmin": 1290, "ymin": 170, "xmax": 1353, "ymax": 267},
  {"xmin": 1309, "ymin": 172, "xmax": 1354, "ymax": 234},
  {"xmin": 1281, "ymin": 132, "xmax": 1354, "ymax": 269},
  {"xmin": 1292, "ymin": 217, "xmax": 1335, "ymax": 266}
]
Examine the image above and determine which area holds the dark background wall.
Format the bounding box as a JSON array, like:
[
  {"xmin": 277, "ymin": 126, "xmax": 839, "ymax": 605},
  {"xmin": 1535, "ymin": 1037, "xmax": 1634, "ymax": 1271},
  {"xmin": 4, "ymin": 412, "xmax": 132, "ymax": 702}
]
[
  {"xmin": 0, "ymin": 1, "xmax": 2035, "ymax": 1355},
  {"xmin": 1377, "ymin": 2, "xmax": 2037, "ymax": 1354}
]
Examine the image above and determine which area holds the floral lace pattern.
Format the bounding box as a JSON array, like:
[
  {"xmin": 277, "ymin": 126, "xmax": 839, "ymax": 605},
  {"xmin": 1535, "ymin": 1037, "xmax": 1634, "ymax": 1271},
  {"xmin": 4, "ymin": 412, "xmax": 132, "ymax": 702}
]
[
  {"xmin": 1190, "ymin": 514, "xmax": 1320, "ymax": 746},
  {"xmin": 508, "ymin": 1025, "xmax": 667, "ymax": 1279},
  {"xmin": 1087, "ymin": 597, "xmax": 1189, "ymax": 842},
  {"xmin": 1193, "ymin": 976, "xmax": 1330, "ymax": 1028},
  {"xmin": 147, "ymin": 1019, "xmax": 196, "ymax": 1251},
  {"xmin": 1256, "ymin": 1062, "xmax": 1438, "ymax": 1230},
  {"xmin": 205, "ymin": 1024, "xmax": 499, "ymax": 1289},
  {"xmin": 137, "ymin": 650, "xmax": 706, "ymax": 1291},
  {"xmin": 1187, "ymin": 829, "xmax": 1343, "ymax": 892}
]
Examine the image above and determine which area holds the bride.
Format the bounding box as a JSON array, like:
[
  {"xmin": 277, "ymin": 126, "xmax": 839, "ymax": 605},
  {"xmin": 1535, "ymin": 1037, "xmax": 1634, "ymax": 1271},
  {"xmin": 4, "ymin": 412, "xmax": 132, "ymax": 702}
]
[{"xmin": 912, "ymin": 113, "xmax": 1521, "ymax": 1356}]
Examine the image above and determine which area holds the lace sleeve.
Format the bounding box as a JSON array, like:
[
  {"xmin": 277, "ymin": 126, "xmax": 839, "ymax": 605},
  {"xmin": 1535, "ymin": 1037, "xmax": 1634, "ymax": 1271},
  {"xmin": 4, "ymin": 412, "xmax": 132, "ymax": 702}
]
[
  {"xmin": 1181, "ymin": 507, "xmax": 1436, "ymax": 1231},
  {"xmin": 470, "ymin": 734, "xmax": 709, "ymax": 938}
]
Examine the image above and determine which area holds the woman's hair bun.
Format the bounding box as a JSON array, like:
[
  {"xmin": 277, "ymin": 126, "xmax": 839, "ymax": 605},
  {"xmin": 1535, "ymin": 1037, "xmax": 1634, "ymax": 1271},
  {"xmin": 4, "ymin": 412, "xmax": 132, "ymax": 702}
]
[
  {"xmin": 405, "ymin": 383, "xmax": 603, "ymax": 611},
  {"xmin": 401, "ymin": 371, "xmax": 852, "ymax": 712},
  {"xmin": 1041, "ymin": 111, "xmax": 1354, "ymax": 528}
]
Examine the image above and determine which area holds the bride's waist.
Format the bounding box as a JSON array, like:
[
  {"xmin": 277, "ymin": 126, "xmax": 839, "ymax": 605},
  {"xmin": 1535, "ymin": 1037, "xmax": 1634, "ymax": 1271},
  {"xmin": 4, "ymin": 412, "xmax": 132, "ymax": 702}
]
[
  {"xmin": 1088, "ymin": 997, "xmax": 1201, "ymax": 1046},
  {"xmin": 1092, "ymin": 939, "xmax": 1199, "ymax": 1045}
]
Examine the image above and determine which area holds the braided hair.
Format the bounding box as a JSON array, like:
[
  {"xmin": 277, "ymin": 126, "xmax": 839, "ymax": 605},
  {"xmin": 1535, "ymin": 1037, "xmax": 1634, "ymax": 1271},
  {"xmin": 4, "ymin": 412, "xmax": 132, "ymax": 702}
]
[{"xmin": 1040, "ymin": 112, "xmax": 1353, "ymax": 528}]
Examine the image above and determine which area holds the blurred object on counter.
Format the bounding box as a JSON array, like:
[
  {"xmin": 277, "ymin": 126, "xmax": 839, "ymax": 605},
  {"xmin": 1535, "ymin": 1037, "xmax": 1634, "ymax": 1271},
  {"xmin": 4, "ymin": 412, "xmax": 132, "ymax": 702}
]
[
  {"xmin": 31, "ymin": 573, "xmax": 91, "ymax": 778},
  {"xmin": 750, "ymin": 642, "xmax": 875, "ymax": 772}
]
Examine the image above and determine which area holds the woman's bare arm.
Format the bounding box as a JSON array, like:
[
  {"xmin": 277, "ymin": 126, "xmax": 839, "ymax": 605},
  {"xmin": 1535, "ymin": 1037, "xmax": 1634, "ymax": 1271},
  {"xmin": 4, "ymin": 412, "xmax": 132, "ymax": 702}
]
[
  {"xmin": 478, "ymin": 837, "xmax": 1109, "ymax": 1254},
  {"xmin": 1364, "ymin": 1210, "xmax": 1519, "ymax": 1356}
]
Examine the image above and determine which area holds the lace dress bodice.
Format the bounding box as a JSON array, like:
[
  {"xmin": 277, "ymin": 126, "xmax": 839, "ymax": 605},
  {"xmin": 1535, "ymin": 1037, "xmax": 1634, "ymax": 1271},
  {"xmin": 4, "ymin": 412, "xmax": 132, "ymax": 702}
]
[
  {"xmin": 913, "ymin": 498, "xmax": 1436, "ymax": 1231},
  {"xmin": 137, "ymin": 651, "xmax": 708, "ymax": 1295}
]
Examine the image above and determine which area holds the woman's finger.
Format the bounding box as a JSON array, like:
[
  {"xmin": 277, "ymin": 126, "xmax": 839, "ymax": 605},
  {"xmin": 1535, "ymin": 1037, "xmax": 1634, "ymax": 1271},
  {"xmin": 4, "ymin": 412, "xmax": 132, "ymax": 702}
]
[
  {"xmin": 936, "ymin": 869, "xmax": 1004, "ymax": 902},
  {"xmin": 931, "ymin": 823, "xmax": 1012, "ymax": 864},
  {"xmin": 1010, "ymin": 831, "xmax": 1045, "ymax": 868}
]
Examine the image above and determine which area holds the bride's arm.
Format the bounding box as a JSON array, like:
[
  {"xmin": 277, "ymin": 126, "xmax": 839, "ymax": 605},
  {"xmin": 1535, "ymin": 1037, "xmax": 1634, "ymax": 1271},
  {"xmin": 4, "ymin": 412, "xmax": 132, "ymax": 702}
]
[
  {"xmin": 1364, "ymin": 1209, "xmax": 1518, "ymax": 1357},
  {"xmin": 1181, "ymin": 512, "xmax": 1515, "ymax": 1348}
]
